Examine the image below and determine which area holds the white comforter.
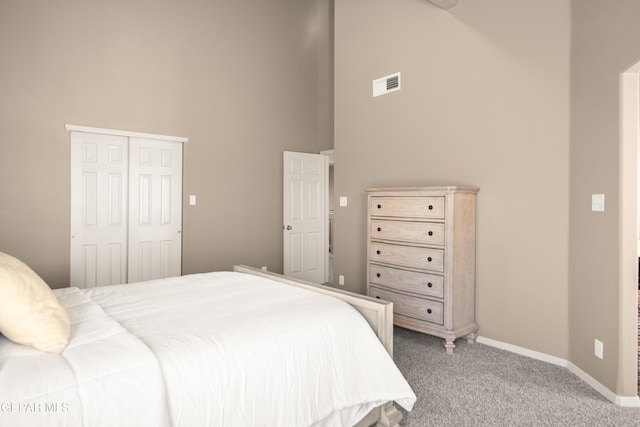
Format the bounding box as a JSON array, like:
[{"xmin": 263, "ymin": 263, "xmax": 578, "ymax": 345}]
[{"xmin": 0, "ymin": 271, "xmax": 415, "ymax": 426}]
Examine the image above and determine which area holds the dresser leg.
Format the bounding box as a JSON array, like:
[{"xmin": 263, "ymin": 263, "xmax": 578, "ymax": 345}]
[
  {"xmin": 465, "ymin": 332, "xmax": 478, "ymax": 344},
  {"xmin": 444, "ymin": 338, "xmax": 456, "ymax": 354}
]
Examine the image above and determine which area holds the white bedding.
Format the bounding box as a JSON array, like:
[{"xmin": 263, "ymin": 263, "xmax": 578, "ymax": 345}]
[{"xmin": 0, "ymin": 271, "xmax": 415, "ymax": 426}]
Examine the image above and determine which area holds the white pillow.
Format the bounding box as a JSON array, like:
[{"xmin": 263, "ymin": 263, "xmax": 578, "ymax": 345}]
[{"xmin": 0, "ymin": 252, "xmax": 70, "ymax": 353}]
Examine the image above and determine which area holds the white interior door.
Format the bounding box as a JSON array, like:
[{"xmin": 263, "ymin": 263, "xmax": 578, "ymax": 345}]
[
  {"xmin": 128, "ymin": 137, "xmax": 183, "ymax": 283},
  {"xmin": 70, "ymin": 129, "xmax": 183, "ymax": 288},
  {"xmin": 283, "ymin": 151, "xmax": 327, "ymax": 284},
  {"xmin": 70, "ymin": 132, "xmax": 129, "ymax": 288}
]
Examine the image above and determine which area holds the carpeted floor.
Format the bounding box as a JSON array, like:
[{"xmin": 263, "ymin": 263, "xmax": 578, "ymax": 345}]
[{"xmin": 392, "ymin": 326, "xmax": 640, "ymax": 426}]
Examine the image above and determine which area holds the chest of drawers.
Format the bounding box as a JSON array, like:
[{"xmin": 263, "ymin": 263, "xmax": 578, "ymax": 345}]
[{"xmin": 366, "ymin": 186, "xmax": 479, "ymax": 354}]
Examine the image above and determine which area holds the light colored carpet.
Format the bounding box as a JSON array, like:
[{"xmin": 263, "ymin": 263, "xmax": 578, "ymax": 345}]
[{"xmin": 392, "ymin": 326, "xmax": 640, "ymax": 426}]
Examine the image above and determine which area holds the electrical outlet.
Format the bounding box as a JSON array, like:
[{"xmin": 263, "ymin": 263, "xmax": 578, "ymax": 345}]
[
  {"xmin": 594, "ymin": 339, "xmax": 603, "ymax": 359},
  {"xmin": 261, "ymin": 266, "xmax": 267, "ymax": 271},
  {"xmin": 338, "ymin": 275, "xmax": 344, "ymax": 286}
]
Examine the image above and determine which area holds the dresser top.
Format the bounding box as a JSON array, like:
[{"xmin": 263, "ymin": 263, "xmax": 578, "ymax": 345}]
[{"xmin": 366, "ymin": 186, "xmax": 479, "ymax": 194}]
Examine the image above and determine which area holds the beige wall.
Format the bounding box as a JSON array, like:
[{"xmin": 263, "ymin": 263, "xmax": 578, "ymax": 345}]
[
  {"xmin": 0, "ymin": 0, "xmax": 328, "ymax": 287},
  {"xmin": 334, "ymin": 0, "xmax": 640, "ymax": 398},
  {"xmin": 318, "ymin": 0, "xmax": 335, "ymax": 152},
  {"xmin": 334, "ymin": 0, "xmax": 571, "ymax": 358},
  {"xmin": 570, "ymin": 0, "xmax": 640, "ymax": 397}
]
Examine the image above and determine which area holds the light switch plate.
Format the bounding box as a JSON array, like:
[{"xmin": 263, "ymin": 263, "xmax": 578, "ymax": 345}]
[
  {"xmin": 591, "ymin": 194, "xmax": 605, "ymax": 212},
  {"xmin": 594, "ymin": 339, "xmax": 603, "ymax": 359},
  {"xmin": 189, "ymin": 195, "xmax": 197, "ymax": 206},
  {"xmin": 339, "ymin": 197, "xmax": 348, "ymax": 207}
]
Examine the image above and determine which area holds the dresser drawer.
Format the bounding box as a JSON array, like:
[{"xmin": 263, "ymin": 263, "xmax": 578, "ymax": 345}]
[
  {"xmin": 370, "ymin": 197, "xmax": 445, "ymax": 219},
  {"xmin": 370, "ymin": 264, "xmax": 444, "ymax": 298},
  {"xmin": 370, "ymin": 286, "xmax": 444, "ymax": 325},
  {"xmin": 371, "ymin": 220, "xmax": 445, "ymax": 245},
  {"xmin": 370, "ymin": 242, "xmax": 444, "ymax": 272}
]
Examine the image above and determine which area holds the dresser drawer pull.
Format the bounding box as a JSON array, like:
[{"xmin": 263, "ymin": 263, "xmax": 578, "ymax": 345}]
[
  {"xmin": 377, "ymin": 273, "xmax": 381, "ymax": 278},
  {"xmin": 427, "ymin": 309, "xmax": 432, "ymax": 314},
  {"xmin": 428, "ymin": 231, "xmax": 433, "ymax": 236},
  {"xmin": 377, "ymin": 227, "xmax": 382, "ymax": 232},
  {"xmin": 377, "ymin": 204, "xmax": 382, "ymax": 209},
  {"xmin": 428, "ymin": 205, "xmax": 433, "ymax": 210},
  {"xmin": 427, "ymin": 282, "xmax": 433, "ymax": 288},
  {"xmin": 377, "ymin": 250, "xmax": 381, "ymax": 255},
  {"xmin": 427, "ymin": 257, "xmax": 432, "ymax": 262}
]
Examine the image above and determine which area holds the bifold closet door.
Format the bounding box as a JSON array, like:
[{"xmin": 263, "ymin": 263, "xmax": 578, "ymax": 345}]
[
  {"xmin": 70, "ymin": 132, "xmax": 129, "ymax": 288},
  {"xmin": 128, "ymin": 137, "xmax": 182, "ymax": 283},
  {"xmin": 71, "ymin": 132, "xmax": 182, "ymax": 288}
]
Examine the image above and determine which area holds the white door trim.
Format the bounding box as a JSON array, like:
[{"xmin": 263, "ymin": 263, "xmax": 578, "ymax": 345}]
[
  {"xmin": 65, "ymin": 124, "xmax": 189, "ymax": 143},
  {"xmin": 619, "ymin": 61, "xmax": 640, "ymax": 398}
]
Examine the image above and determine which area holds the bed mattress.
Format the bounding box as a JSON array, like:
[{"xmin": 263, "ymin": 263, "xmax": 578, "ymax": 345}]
[{"xmin": 0, "ymin": 271, "xmax": 415, "ymax": 426}]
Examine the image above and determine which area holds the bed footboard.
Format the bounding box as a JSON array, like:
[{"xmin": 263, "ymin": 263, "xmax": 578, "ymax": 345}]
[
  {"xmin": 233, "ymin": 265, "xmax": 401, "ymax": 427},
  {"xmin": 353, "ymin": 402, "xmax": 402, "ymax": 427}
]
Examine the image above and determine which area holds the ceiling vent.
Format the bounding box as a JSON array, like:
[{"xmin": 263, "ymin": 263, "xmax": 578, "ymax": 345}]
[{"xmin": 373, "ymin": 72, "xmax": 401, "ymax": 97}]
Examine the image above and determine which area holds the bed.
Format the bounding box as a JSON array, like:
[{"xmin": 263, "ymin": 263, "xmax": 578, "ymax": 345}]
[{"xmin": 0, "ymin": 256, "xmax": 416, "ymax": 427}]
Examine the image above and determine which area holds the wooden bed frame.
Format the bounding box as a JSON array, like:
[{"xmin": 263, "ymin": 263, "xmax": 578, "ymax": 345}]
[{"xmin": 234, "ymin": 265, "xmax": 403, "ymax": 427}]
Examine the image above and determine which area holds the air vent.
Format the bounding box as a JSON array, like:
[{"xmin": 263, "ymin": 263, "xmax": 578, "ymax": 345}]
[
  {"xmin": 373, "ymin": 72, "xmax": 401, "ymax": 97},
  {"xmin": 386, "ymin": 75, "xmax": 399, "ymax": 90}
]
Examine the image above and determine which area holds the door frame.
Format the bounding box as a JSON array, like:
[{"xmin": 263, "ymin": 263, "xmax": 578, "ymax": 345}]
[{"xmin": 620, "ymin": 62, "xmax": 640, "ymax": 400}]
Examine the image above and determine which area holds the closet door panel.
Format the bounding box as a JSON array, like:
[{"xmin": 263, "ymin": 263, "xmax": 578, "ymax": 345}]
[
  {"xmin": 70, "ymin": 132, "xmax": 128, "ymax": 288},
  {"xmin": 128, "ymin": 138, "xmax": 183, "ymax": 283}
]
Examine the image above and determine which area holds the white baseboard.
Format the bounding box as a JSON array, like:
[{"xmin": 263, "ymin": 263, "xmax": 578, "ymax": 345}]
[
  {"xmin": 476, "ymin": 336, "xmax": 567, "ymax": 367},
  {"xmin": 476, "ymin": 336, "xmax": 640, "ymax": 407}
]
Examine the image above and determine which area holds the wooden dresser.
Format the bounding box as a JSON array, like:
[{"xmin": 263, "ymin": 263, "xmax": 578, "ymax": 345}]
[{"xmin": 366, "ymin": 186, "xmax": 479, "ymax": 354}]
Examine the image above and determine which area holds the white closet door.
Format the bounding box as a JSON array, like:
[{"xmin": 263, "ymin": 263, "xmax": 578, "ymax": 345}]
[
  {"xmin": 70, "ymin": 132, "xmax": 129, "ymax": 288},
  {"xmin": 128, "ymin": 137, "xmax": 183, "ymax": 283}
]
